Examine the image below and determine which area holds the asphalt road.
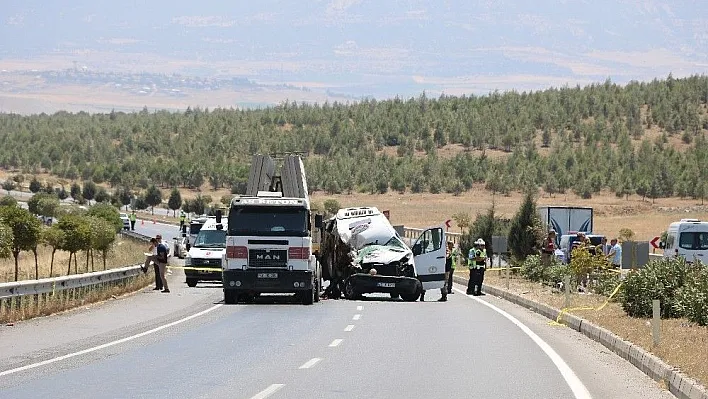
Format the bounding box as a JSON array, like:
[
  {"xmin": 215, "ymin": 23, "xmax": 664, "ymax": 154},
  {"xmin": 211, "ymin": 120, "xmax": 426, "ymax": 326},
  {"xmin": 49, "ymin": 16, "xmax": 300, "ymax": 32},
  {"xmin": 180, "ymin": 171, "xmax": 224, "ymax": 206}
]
[
  {"xmin": 0, "ymin": 267, "xmax": 674, "ymax": 399},
  {"xmin": 0, "ymin": 216, "xmax": 674, "ymax": 399}
]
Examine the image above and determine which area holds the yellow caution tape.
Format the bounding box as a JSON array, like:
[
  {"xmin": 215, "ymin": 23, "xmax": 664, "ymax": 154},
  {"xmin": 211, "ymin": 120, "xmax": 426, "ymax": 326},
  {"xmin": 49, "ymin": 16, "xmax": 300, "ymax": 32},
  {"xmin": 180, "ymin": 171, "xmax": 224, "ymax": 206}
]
[
  {"xmin": 167, "ymin": 265, "xmax": 223, "ymax": 272},
  {"xmin": 548, "ymin": 281, "xmax": 624, "ymax": 327},
  {"xmin": 484, "ymin": 267, "xmax": 522, "ymax": 271}
]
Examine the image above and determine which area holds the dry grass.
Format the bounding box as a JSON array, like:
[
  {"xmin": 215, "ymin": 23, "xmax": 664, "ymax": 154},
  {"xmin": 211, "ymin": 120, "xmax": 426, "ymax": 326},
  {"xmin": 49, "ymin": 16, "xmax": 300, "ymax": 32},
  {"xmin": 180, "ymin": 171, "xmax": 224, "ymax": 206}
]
[
  {"xmin": 457, "ymin": 271, "xmax": 708, "ymax": 388},
  {"xmin": 0, "ymin": 236, "xmax": 147, "ymax": 283},
  {"xmin": 311, "ymin": 188, "xmax": 708, "ymax": 241}
]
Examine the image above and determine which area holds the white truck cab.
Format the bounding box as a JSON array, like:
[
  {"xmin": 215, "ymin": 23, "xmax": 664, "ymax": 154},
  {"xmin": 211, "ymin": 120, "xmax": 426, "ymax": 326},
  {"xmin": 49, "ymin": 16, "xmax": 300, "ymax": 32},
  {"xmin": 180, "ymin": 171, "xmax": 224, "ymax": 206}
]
[
  {"xmin": 184, "ymin": 217, "xmax": 227, "ymax": 287},
  {"xmin": 663, "ymin": 219, "xmax": 708, "ymax": 262}
]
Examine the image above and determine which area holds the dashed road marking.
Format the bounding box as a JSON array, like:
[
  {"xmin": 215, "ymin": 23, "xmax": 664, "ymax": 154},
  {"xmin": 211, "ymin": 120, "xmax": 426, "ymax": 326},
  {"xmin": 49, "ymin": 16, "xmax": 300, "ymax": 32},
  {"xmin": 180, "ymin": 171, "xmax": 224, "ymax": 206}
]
[
  {"xmin": 352, "ymin": 314, "xmax": 361, "ymax": 320},
  {"xmin": 344, "ymin": 324, "xmax": 355, "ymax": 332},
  {"xmin": 249, "ymin": 384, "xmax": 285, "ymax": 399},
  {"xmin": 329, "ymin": 339, "xmax": 343, "ymax": 347},
  {"xmin": 298, "ymin": 358, "xmax": 322, "ymax": 369}
]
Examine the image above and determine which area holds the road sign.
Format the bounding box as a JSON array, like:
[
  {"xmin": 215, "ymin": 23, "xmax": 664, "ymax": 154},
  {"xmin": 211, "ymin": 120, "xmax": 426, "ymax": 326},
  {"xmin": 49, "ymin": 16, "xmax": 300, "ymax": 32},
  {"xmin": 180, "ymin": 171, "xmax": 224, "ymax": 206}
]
[
  {"xmin": 650, "ymin": 236, "xmax": 660, "ymax": 249},
  {"xmin": 445, "ymin": 219, "xmax": 452, "ymax": 229}
]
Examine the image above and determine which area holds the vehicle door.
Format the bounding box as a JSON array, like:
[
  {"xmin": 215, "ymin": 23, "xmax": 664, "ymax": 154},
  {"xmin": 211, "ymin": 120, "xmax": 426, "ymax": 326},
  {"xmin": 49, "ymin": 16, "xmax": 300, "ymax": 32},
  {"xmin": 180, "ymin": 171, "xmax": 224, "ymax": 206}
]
[{"xmin": 411, "ymin": 226, "xmax": 446, "ymax": 290}]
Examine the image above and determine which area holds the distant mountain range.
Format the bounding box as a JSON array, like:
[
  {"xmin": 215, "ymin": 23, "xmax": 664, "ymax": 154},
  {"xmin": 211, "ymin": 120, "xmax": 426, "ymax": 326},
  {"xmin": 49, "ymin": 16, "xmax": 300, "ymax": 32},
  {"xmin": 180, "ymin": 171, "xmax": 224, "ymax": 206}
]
[{"xmin": 2, "ymin": 0, "xmax": 708, "ymax": 107}]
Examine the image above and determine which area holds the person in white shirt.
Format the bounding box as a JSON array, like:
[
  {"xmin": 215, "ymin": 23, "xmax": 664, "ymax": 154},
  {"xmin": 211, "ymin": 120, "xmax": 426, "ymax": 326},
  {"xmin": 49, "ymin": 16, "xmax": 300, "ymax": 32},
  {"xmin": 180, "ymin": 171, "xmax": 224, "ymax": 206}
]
[{"xmin": 607, "ymin": 238, "xmax": 622, "ymax": 268}]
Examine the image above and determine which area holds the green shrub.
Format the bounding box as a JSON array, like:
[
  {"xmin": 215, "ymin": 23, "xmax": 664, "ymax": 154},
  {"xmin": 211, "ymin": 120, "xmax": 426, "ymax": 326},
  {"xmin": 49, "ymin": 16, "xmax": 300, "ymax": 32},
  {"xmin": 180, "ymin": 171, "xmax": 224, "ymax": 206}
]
[
  {"xmin": 593, "ymin": 271, "xmax": 623, "ymax": 299},
  {"xmin": 621, "ymin": 257, "xmax": 692, "ymax": 318},
  {"xmin": 521, "ymin": 255, "xmax": 545, "ymax": 282},
  {"xmin": 520, "ymin": 254, "xmax": 567, "ymax": 285},
  {"xmin": 674, "ymin": 266, "xmax": 708, "ymax": 326}
]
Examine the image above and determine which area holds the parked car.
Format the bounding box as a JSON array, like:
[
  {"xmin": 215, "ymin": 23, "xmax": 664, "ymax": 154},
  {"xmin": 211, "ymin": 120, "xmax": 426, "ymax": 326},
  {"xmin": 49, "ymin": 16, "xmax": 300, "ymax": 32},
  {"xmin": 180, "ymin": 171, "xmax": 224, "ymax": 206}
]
[{"xmin": 119, "ymin": 213, "xmax": 130, "ymax": 230}]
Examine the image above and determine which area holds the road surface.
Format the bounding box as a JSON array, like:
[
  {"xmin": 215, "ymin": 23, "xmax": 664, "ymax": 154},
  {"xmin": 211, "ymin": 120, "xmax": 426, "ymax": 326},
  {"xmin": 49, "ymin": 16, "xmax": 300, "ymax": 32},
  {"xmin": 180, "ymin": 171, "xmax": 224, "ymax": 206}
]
[{"xmin": 0, "ymin": 241, "xmax": 673, "ymax": 399}]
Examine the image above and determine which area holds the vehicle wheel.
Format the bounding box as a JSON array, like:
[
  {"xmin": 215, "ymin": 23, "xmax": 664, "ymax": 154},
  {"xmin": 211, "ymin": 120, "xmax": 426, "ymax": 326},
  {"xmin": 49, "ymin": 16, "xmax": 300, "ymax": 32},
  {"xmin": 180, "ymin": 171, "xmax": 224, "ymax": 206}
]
[
  {"xmin": 186, "ymin": 278, "xmax": 198, "ymax": 287},
  {"xmin": 390, "ymin": 292, "xmax": 400, "ymax": 299},
  {"xmin": 224, "ymin": 291, "xmax": 237, "ymax": 304},
  {"xmin": 343, "ymin": 279, "xmax": 358, "ymax": 300},
  {"xmin": 242, "ymin": 294, "xmax": 256, "ymax": 303},
  {"xmin": 400, "ymin": 291, "xmax": 419, "ymax": 302},
  {"xmin": 313, "ymin": 279, "xmax": 320, "ymax": 303},
  {"xmin": 302, "ymin": 288, "xmax": 314, "ymax": 305}
]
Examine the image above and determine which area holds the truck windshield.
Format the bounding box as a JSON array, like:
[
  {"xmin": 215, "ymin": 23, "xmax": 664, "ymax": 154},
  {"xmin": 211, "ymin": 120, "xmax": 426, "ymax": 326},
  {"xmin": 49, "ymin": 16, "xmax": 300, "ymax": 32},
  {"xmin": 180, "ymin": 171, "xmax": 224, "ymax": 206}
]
[
  {"xmin": 228, "ymin": 206, "xmax": 308, "ymax": 237},
  {"xmin": 194, "ymin": 230, "xmax": 227, "ymax": 248}
]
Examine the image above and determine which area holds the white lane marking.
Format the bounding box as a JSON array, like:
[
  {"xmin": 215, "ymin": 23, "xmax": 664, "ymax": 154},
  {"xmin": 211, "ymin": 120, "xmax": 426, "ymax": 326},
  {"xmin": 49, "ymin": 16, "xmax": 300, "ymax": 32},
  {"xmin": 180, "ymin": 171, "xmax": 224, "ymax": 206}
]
[
  {"xmin": 329, "ymin": 339, "xmax": 343, "ymax": 347},
  {"xmin": 298, "ymin": 358, "xmax": 322, "ymax": 369},
  {"xmin": 344, "ymin": 324, "xmax": 355, "ymax": 332},
  {"xmin": 249, "ymin": 384, "xmax": 285, "ymax": 399},
  {"xmin": 453, "ymin": 287, "xmax": 592, "ymax": 399},
  {"xmin": 352, "ymin": 314, "xmax": 361, "ymax": 320},
  {"xmin": 0, "ymin": 304, "xmax": 223, "ymax": 378},
  {"xmin": 356, "ymin": 305, "xmax": 363, "ymax": 311}
]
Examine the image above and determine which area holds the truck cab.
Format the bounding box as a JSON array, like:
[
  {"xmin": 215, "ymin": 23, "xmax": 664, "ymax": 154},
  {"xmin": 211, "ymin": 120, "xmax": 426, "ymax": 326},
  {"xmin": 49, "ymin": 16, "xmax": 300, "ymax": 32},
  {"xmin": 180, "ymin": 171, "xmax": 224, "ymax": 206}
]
[
  {"xmin": 222, "ymin": 193, "xmax": 320, "ymax": 305},
  {"xmin": 184, "ymin": 217, "xmax": 227, "ymax": 287},
  {"xmin": 663, "ymin": 219, "xmax": 708, "ymax": 262}
]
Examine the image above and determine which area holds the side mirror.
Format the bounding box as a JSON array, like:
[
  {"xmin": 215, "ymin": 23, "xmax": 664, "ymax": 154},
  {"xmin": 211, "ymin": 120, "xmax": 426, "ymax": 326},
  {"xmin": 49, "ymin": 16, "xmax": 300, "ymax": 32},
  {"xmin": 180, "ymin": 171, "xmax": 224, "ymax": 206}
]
[
  {"xmin": 412, "ymin": 242, "xmax": 422, "ymax": 256},
  {"xmin": 314, "ymin": 214, "xmax": 323, "ymax": 229},
  {"xmin": 216, "ymin": 209, "xmax": 222, "ymax": 224}
]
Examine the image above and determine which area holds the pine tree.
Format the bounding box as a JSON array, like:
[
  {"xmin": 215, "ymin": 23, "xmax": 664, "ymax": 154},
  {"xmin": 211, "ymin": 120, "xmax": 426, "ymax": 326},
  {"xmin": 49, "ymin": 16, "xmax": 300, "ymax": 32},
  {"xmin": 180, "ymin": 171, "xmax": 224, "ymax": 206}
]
[{"xmin": 507, "ymin": 191, "xmax": 542, "ymax": 262}]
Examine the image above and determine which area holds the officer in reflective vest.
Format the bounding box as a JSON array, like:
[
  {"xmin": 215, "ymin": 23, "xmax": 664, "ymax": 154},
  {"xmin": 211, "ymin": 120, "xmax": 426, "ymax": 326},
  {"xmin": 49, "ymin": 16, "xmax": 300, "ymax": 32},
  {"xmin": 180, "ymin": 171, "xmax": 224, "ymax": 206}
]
[
  {"xmin": 179, "ymin": 212, "xmax": 186, "ymax": 229},
  {"xmin": 467, "ymin": 238, "xmax": 487, "ymax": 296}
]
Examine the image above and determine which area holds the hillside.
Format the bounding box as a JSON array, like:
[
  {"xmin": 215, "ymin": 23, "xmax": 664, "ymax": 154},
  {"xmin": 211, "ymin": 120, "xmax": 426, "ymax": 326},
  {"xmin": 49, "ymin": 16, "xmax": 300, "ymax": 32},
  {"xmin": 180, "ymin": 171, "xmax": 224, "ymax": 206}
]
[{"xmin": 0, "ymin": 75, "xmax": 708, "ymax": 202}]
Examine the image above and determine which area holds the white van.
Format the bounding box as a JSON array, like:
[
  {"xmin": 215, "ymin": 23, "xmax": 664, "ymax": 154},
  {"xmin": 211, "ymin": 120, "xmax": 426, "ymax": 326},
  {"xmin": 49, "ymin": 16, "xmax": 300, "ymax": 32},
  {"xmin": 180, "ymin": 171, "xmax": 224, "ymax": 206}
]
[
  {"xmin": 663, "ymin": 219, "xmax": 708, "ymax": 262},
  {"xmin": 184, "ymin": 217, "xmax": 227, "ymax": 287}
]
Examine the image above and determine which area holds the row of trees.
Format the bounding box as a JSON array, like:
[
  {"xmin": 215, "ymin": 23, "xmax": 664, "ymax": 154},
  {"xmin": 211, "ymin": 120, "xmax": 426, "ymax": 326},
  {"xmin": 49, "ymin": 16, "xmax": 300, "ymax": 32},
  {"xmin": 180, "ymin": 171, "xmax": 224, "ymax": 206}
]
[
  {"xmin": 0, "ymin": 74, "xmax": 707, "ymax": 198},
  {"xmin": 0, "ymin": 198, "xmax": 125, "ymax": 281}
]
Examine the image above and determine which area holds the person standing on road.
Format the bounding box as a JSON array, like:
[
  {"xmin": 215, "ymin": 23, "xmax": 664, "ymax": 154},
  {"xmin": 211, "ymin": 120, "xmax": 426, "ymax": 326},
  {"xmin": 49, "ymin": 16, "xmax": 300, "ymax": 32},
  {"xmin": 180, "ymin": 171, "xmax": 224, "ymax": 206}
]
[
  {"xmin": 141, "ymin": 238, "xmax": 157, "ymax": 274},
  {"xmin": 155, "ymin": 235, "xmax": 170, "ymax": 293},
  {"xmin": 467, "ymin": 238, "xmax": 487, "ymax": 296},
  {"xmin": 179, "ymin": 211, "xmax": 186, "ymax": 230},
  {"xmin": 438, "ymin": 241, "xmax": 454, "ymax": 302},
  {"xmin": 447, "ymin": 242, "xmax": 459, "ymax": 294},
  {"xmin": 129, "ymin": 211, "xmax": 137, "ymax": 231}
]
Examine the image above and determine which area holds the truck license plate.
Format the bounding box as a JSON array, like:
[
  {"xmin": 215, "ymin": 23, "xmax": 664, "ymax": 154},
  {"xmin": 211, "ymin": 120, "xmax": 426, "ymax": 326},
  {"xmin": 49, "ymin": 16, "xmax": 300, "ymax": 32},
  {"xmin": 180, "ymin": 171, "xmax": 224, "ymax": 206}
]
[
  {"xmin": 377, "ymin": 282, "xmax": 395, "ymax": 288},
  {"xmin": 258, "ymin": 273, "xmax": 278, "ymax": 279}
]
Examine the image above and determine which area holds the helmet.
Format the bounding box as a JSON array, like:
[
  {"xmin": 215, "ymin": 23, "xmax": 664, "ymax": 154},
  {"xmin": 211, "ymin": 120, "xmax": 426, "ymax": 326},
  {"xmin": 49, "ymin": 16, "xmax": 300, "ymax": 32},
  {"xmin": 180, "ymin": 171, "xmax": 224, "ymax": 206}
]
[{"xmin": 475, "ymin": 238, "xmax": 485, "ymax": 245}]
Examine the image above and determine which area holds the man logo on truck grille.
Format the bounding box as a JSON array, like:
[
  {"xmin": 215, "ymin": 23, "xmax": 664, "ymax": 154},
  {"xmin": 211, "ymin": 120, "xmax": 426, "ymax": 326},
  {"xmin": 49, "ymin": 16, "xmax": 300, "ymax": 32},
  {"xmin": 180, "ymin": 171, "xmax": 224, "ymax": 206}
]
[{"xmin": 256, "ymin": 254, "xmax": 281, "ymax": 260}]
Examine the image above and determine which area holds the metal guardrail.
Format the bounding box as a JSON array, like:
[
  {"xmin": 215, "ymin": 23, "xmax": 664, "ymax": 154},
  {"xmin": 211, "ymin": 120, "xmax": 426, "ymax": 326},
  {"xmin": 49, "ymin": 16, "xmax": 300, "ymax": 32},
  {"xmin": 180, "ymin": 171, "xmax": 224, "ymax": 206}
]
[
  {"xmin": 0, "ymin": 231, "xmax": 152, "ymax": 318},
  {"xmin": 0, "ymin": 265, "xmax": 142, "ymax": 300}
]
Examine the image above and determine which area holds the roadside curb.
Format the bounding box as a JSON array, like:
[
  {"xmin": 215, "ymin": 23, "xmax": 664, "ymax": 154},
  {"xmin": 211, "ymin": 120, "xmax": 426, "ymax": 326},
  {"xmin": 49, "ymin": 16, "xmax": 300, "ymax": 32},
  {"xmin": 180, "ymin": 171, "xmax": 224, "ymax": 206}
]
[{"xmin": 452, "ymin": 275, "xmax": 708, "ymax": 399}]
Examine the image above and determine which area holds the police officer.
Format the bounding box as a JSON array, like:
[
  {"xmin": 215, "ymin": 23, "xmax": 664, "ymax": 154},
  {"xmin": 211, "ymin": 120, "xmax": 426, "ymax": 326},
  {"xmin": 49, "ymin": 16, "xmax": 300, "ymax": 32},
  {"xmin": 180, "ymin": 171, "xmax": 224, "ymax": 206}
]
[
  {"xmin": 179, "ymin": 211, "xmax": 186, "ymax": 230},
  {"xmin": 438, "ymin": 241, "xmax": 454, "ymax": 302},
  {"xmin": 467, "ymin": 238, "xmax": 487, "ymax": 296},
  {"xmin": 129, "ymin": 211, "xmax": 137, "ymax": 231}
]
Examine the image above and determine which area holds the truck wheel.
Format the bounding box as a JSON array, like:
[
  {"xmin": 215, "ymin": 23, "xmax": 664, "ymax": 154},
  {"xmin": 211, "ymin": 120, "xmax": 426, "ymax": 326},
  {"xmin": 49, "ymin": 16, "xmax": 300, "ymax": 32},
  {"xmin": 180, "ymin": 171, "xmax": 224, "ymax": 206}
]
[
  {"xmin": 302, "ymin": 288, "xmax": 314, "ymax": 305},
  {"xmin": 313, "ymin": 279, "xmax": 321, "ymax": 303},
  {"xmin": 186, "ymin": 278, "xmax": 198, "ymax": 287},
  {"xmin": 224, "ymin": 291, "xmax": 238, "ymax": 305},
  {"xmin": 390, "ymin": 292, "xmax": 400, "ymax": 299},
  {"xmin": 400, "ymin": 291, "xmax": 419, "ymax": 302}
]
